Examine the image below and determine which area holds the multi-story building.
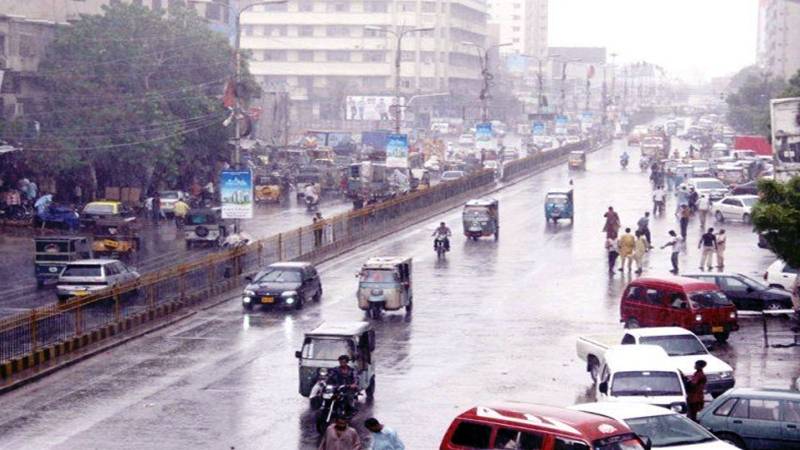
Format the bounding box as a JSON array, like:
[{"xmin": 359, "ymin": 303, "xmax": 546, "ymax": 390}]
[
  {"xmin": 0, "ymin": 0, "xmax": 235, "ymax": 121},
  {"xmin": 485, "ymin": 0, "xmax": 546, "ymax": 56},
  {"xmin": 758, "ymin": 0, "xmax": 800, "ymax": 80},
  {"xmin": 240, "ymin": 0, "xmax": 489, "ymax": 124}
]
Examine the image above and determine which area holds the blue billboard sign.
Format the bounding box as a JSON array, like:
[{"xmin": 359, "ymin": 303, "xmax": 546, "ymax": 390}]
[
  {"xmin": 386, "ymin": 133, "xmax": 409, "ymax": 168},
  {"xmin": 532, "ymin": 121, "xmax": 545, "ymax": 136},
  {"xmin": 220, "ymin": 170, "xmax": 253, "ymax": 219},
  {"xmin": 476, "ymin": 122, "xmax": 493, "ymax": 140}
]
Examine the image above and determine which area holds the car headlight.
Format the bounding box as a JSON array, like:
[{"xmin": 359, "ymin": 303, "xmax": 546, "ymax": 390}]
[
  {"xmin": 695, "ymin": 314, "xmax": 703, "ymax": 322},
  {"xmin": 243, "ymin": 289, "xmax": 255, "ymax": 297},
  {"xmin": 729, "ymin": 311, "xmax": 736, "ymax": 319},
  {"xmin": 670, "ymin": 402, "xmax": 687, "ymax": 413},
  {"xmin": 281, "ymin": 290, "xmax": 297, "ymax": 298},
  {"xmin": 242, "ymin": 297, "xmax": 251, "ymax": 304},
  {"xmin": 719, "ymin": 371, "xmax": 732, "ymax": 379}
]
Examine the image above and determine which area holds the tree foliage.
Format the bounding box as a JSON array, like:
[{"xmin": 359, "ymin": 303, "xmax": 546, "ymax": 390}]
[
  {"xmin": 752, "ymin": 177, "xmax": 800, "ymax": 268},
  {"xmin": 725, "ymin": 66, "xmax": 785, "ymax": 137},
  {"xmin": 14, "ymin": 3, "xmax": 256, "ymax": 197}
]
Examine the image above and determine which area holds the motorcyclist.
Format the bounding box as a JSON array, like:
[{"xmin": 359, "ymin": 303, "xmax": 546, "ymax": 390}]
[
  {"xmin": 328, "ymin": 355, "xmax": 359, "ymax": 415},
  {"xmin": 620, "ymin": 151, "xmax": 630, "ymax": 168},
  {"xmin": 304, "ymin": 183, "xmax": 319, "ymax": 206},
  {"xmin": 432, "ymin": 221, "xmax": 452, "ymax": 251}
]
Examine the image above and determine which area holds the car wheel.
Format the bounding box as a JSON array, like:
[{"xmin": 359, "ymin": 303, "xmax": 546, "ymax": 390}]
[
  {"xmin": 715, "ymin": 211, "xmax": 725, "ymax": 222},
  {"xmin": 314, "ymin": 288, "xmax": 322, "ymax": 302},
  {"xmin": 764, "ymin": 301, "xmax": 784, "ymax": 311},
  {"xmin": 714, "ymin": 331, "xmax": 730, "ymax": 343},
  {"xmin": 742, "ymin": 213, "xmax": 751, "ymax": 224},
  {"xmin": 625, "ymin": 318, "xmax": 640, "ymax": 329},
  {"xmin": 716, "ymin": 432, "xmax": 746, "ymax": 449}
]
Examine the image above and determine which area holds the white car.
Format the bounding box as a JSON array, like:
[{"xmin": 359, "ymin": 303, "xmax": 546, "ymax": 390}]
[
  {"xmin": 571, "ymin": 403, "xmax": 737, "ymax": 450},
  {"xmin": 712, "ymin": 195, "xmax": 757, "ymax": 223},
  {"xmin": 764, "ymin": 259, "xmax": 798, "ymax": 291},
  {"xmin": 679, "ymin": 177, "xmax": 729, "ymax": 202},
  {"xmin": 457, "ymin": 134, "xmax": 474, "ymax": 146},
  {"xmin": 440, "ymin": 170, "xmax": 465, "ymax": 182},
  {"xmin": 56, "ymin": 259, "xmax": 140, "ymax": 302},
  {"xmin": 159, "ymin": 190, "xmax": 188, "ymax": 216}
]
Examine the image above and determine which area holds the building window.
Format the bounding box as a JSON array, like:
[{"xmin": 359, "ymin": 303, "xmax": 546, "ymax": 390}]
[
  {"xmin": 298, "ymin": 50, "xmax": 314, "ymax": 62},
  {"xmin": 399, "ymin": 1, "xmax": 415, "ymax": 12},
  {"xmin": 363, "ymin": 51, "xmax": 385, "ymax": 62},
  {"xmin": 420, "ymin": 78, "xmax": 435, "ymax": 88},
  {"xmin": 298, "ymin": 25, "xmax": 314, "ymax": 37},
  {"xmin": 326, "ymin": 26, "xmax": 351, "ymax": 37},
  {"xmin": 513, "ymin": 2, "xmax": 520, "ymax": 7},
  {"xmin": 327, "ymin": 51, "xmax": 351, "ymax": 62},
  {"xmin": 242, "ymin": 25, "xmax": 254, "ymax": 36},
  {"xmin": 512, "ymin": 26, "xmax": 520, "ymax": 32},
  {"xmin": 364, "ymin": 1, "xmax": 389, "ymax": 13},
  {"xmin": 420, "ymin": 51, "xmax": 434, "ymax": 64},
  {"xmin": 261, "ymin": 2, "xmax": 288, "ymax": 11},
  {"xmin": 298, "ymin": 0, "xmax": 313, "ymax": 11},
  {"xmin": 362, "ymin": 77, "xmax": 387, "ymax": 90},
  {"xmin": 512, "ymin": 14, "xmax": 521, "ymax": 20},
  {"xmin": 264, "ymin": 50, "xmax": 287, "ymax": 61},
  {"xmin": 401, "ymin": 51, "xmax": 415, "ymax": 62},
  {"xmin": 264, "ymin": 25, "xmax": 287, "ymax": 36},
  {"xmin": 327, "ymin": 2, "xmax": 350, "ymax": 12},
  {"xmin": 364, "ymin": 27, "xmax": 383, "ymax": 37},
  {"xmin": 422, "ymin": 2, "xmax": 436, "ymax": 12}
]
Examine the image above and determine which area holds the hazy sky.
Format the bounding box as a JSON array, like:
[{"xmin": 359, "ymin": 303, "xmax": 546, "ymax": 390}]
[{"xmin": 549, "ymin": 0, "xmax": 757, "ymax": 82}]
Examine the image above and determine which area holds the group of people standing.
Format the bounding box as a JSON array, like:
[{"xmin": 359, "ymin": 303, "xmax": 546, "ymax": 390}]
[{"xmin": 603, "ymin": 207, "xmax": 653, "ymax": 275}]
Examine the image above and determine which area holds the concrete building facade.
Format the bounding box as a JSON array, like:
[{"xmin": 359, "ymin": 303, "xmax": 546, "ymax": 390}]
[
  {"xmin": 757, "ymin": 0, "xmax": 800, "ymax": 80},
  {"xmin": 485, "ymin": 0, "xmax": 546, "ymax": 57}
]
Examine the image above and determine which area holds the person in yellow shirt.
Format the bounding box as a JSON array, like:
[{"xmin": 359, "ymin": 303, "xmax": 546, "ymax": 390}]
[
  {"xmin": 617, "ymin": 228, "xmax": 635, "ymax": 272},
  {"xmin": 173, "ymin": 199, "xmax": 190, "ymax": 228}
]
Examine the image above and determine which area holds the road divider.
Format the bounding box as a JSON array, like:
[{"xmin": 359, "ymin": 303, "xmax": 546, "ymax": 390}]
[{"xmin": 0, "ymin": 140, "xmax": 593, "ymax": 384}]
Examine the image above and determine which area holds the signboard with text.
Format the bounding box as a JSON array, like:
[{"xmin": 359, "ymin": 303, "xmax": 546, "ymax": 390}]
[
  {"xmin": 771, "ymin": 97, "xmax": 800, "ymax": 163},
  {"xmin": 346, "ymin": 96, "xmax": 405, "ymax": 121},
  {"xmin": 220, "ymin": 170, "xmax": 253, "ymax": 219},
  {"xmin": 476, "ymin": 122, "xmax": 493, "ymax": 140},
  {"xmin": 386, "ymin": 134, "xmax": 409, "ymax": 168},
  {"xmin": 532, "ymin": 121, "xmax": 545, "ymax": 136}
]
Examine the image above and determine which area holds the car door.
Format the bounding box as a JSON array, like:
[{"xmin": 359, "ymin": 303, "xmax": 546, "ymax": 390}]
[
  {"xmin": 729, "ymin": 398, "xmax": 784, "ymax": 449},
  {"xmin": 780, "ymin": 400, "xmax": 800, "ymax": 449},
  {"xmin": 718, "ymin": 275, "xmax": 754, "ymax": 310}
]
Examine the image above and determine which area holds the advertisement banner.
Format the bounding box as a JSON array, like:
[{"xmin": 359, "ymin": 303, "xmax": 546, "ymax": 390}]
[
  {"xmin": 220, "ymin": 170, "xmax": 253, "ymax": 219},
  {"xmin": 580, "ymin": 112, "xmax": 594, "ymax": 132},
  {"xmin": 386, "ymin": 134, "xmax": 409, "ymax": 168},
  {"xmin": 555, "ymin": 115, "xmax": 568, "ymax": 134},
  {"xmin": 476, "ymin": 122, "xmax": 493, "ymax": 140},
  {"xmin": 532, "ymin": 121, "xmax": 545, "ymax": 136},
  {"xmin": 346, "ymin": 96, "xmax": 405, "ymax": 121},
  {"xmin": 770, "ymin": 97, "xmax": 800, "ymax": 163}
]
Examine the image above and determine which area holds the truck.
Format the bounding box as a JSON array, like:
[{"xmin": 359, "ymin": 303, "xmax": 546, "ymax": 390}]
[{"xmin": 576, "ymin": 327, "xmax": 735, "ymax": 397}]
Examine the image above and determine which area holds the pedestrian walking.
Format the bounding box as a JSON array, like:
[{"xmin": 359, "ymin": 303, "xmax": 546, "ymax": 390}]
[
  {"xmin": 678, "ymin": 205, "xmax": 690, "ymax": 240},
  {"xmin": 698, "ymin": 227, "xmax": 717, "ymax": 271},
  {"xmin": 688, "ymin": 187, "xmax": 699, "ymax": 213},
  {"xmin": 364, "ymin": 418, "xmax": 405, "ymax": 450},
  {"xmin": 666, "ymin": 168, "xmax": 675, "ymax": 191},
  {"xmin": 633, "ymin": 230, "xmax": 648, "ymax": 275},
  {"xmin": 313, "ymin": 212, "xmax": 324, "ymax": 247},
  {"xmin": 661, "ymin": 230, "xmax": 682, "ymax": 274},
  {"xmin": 618, "ymin": 228, "xmax": 635, "ymax": 272},
  {"xmin": 603, "ymin": 206, "xmax": 621, "ymax": 239},
  {"xmin": 319, "ymin": 417, "xmax": 363, "ymax": 450},
  {"xmin": 685, "ymin": 360, "xmax": 708, "ymax": 422},
  {"xmin": 636, "ymin": 212, "xmax": 652, "ymax": 249},
  {"xmin": 715, "ymin": 229, "xmax": 726, "ymax": 269},
  {"xmin": 697, "ymin": 194, "xmax": 710, "ymax": 230},
  {"xmin": 152, "ymin": 191, "xmax": 162, "ymax": 224},
  {"xmin": 652, "ymin": 185, "xmax": 666, "ymax": 216},
  {"xmin": 173, "ymin": 198, "xmax": 190, "ymax": 228},
  {"xmin": 605, "ymin": 237, "xmax": 619, "ymax": 275}
]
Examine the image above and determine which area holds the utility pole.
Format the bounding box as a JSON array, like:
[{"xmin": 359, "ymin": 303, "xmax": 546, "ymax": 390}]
[{"xmin": 463, "ymin": 41, "xmax": 512, "ymax": 123}]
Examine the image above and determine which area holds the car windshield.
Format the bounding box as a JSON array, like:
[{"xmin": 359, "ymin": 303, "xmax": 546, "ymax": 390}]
[
  {"xmin": 689, "ymin": 291, "xmax": 733, "ymax": 308},
  {"xmin": 624, "ymin": 414, "xmax": 715, "ymax": 447},
  {"xmin": 547, "ymin": 194, "xmax": 569, "ymax": 205},
  {"xmin": 302, "ymin": 338, "xmax": 351, "ymax": 360},
  {"xmin": 638, "ymin": 335, "xmax": 707, "ymax": 356},
  {"xmin": 741, "ymin": 197, "xmax": 758, "ymax": 207},
  {"xmin": 61, "ymin": 265, "xmax": 102, "ymax": 277},
  {"xmin": 360, "ymin": 269, "xmax": 395, "ymax": 283},
  {"xmin": 160, "ymin": 191, "xmax": 179, "ymax": 199},
  {"xmin": 187, "ymin": 214, "xmax": 213, "ymax": 225},
  {"xmin": 695, "ymin": 180, "xmax": 725, "ymax": 189},
  {"xmin": 84, "ymin": 204, "xmax": 114, "ymax": 215},
  {"xmin": 464, "ymin": 206, "xmax": 490, "ymax": 219},
  {"xmin": 611, "ymin": 371, "xmax": 683, "ymax": 396},
  {"xmin": 254, "ymin": 269, "xmax": 301, "ymax": 283}
]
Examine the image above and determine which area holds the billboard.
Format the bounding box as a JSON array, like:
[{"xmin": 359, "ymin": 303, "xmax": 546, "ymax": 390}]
[
  {"xmin": 346, "ymin": 96, "xmax": 405, "ymax": 121},
  {"xmin": 555, "ymin": 115, "xmax": 568, "ymax": 134},
  {"xmin": 220, "ymin": 170, "xmax": 253, "ymax": 219},
  {"xmin": 476, "ymin": 122, "xmax": 493, "ymax": 140},
  {"xmin": 532, "ymin": 121, "xmax": 545, "ymax": 136},
  {"xmin": 386, "ymin": 134, "xmax": 409, "ymax": 168},
  {"xmin": 770, "ymin": 97, "xmax": 800, "ymax": 163}
]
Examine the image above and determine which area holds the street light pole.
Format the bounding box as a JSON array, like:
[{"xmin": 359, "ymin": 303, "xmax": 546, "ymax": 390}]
[{"xmin": 463, "ymin": 42, "xmax": 511, "ymax": 123}]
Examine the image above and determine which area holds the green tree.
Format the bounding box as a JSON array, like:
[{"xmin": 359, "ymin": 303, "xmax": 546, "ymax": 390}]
[
  {"xmin": 752, "ymin": 178, "xmax": 800, "ymax": 269},
  {"xmin": 15, "ymin": 3, "xmax": 257, "ymax": 198},
  {"xmin": 725, "ymin": 66, "xmax": 785, "ymax": 137}
]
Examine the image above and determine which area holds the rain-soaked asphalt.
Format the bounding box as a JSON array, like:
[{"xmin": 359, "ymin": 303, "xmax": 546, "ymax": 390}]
[
  {"xmin": 0, "ymin": 194, "xmax": 353, "ymax": 316},
  {"xmin": 1, "ymin": 136, "xmax": 798, "ymax": 450}
]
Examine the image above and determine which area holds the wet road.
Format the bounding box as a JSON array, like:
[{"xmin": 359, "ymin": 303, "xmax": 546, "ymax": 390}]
[
  {"xmin": 1, "ymin": 136, "xmax": 798, "ymax": 449},
  {"xmin": 0, "ymin": 194, "xmax": 353, "ymax": 316}
]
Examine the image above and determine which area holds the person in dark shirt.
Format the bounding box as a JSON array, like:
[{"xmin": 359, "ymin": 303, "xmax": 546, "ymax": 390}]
[
  {"xmin": 686, "ymin": 360, "xmax": 708, "ymax": 421},
  {"xmin": 698, "ymin": 228, "xmax": 717, "ymax": 271}
]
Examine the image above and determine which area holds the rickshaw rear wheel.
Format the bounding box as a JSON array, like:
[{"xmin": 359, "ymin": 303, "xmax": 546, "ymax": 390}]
[{"xmin": 366, "ymin": 375, "xmax": 376, "ymax": 398}]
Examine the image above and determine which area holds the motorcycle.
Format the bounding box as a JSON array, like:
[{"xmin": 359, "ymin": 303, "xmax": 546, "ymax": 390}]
[
  {"xmin": 314, "ymin": 382, "xmax": 357, "ymax": 434},
  {"xmin": 305, "ymin": 195, "xmax": 318, "ymax": 212},
  {"xmin": 640, "ymin": 156, "xmax": 650, "ymax": 171},
  {"xmin": 434, "ymin": 236, "xmax": 449, "ymax": 258},
  {"xmin": 620, "ymin": 155, "xmax": 629, "ymax": 169}
]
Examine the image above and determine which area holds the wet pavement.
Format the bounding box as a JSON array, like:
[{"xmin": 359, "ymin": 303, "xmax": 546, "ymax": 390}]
[
  {"xmin": 0, "ymin": 194, "xmax": 353, "ymax": 317},
  {"xmin": 1, "ymin": 136, "xmax": 798, "ymax": 450}
]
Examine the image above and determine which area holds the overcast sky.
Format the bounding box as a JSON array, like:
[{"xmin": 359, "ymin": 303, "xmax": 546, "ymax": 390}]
[{"xmin": 549, "ymin": 0, "xmax": 757, "ymax": 82}]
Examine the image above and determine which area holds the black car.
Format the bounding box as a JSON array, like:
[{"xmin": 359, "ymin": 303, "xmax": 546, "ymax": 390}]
[
  {"xmin": 683, "ymin": 272, "xmax": 793, "ymax": 311},
  {"xmin": 730, "ymin": 180, "xmax": 758, "ymax": 196},
  {"xmin": 242, "ymin": 262, "xmax": 322, "ymax": 310}
]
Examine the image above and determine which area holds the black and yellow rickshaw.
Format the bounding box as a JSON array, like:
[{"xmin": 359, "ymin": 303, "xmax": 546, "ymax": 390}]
[
  {"xmin": 91, "ymin": 217, "xmax": 141, "ymax": 260},
  {"xmin": 255, "ymin": 173, "xmax": 283, "ymax": 204}
]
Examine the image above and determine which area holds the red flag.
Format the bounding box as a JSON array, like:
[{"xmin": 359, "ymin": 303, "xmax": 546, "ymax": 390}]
[{"xmin": 222, "ymin": 79, "xmax": 237, "ymax": 108}]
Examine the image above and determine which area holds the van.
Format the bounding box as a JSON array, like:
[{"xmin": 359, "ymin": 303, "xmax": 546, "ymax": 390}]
[
  {"xmin": 439, "ymin": 403, "xmax": 651, "ymax": 450},
  {"xmin": 596, "ymin": 346, "xmax": 688, "ymax": 414},
  {"xmin": 620, "ymin": 276, "xmax": 739, "ymax": 343}
]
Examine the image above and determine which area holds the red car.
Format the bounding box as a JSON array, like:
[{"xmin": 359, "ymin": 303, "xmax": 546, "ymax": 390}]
[
  {"xmin": 440, "ymin": 403, "xmax": 650, "ymax": 450},
  {"xmin": 620, "ymin": 276, "xmax": 739, "ymax": 343}
]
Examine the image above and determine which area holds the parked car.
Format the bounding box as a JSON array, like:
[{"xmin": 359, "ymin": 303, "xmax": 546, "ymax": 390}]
[
  {"xmin": 80, "ymin": 201, "xmax": 135, "ymax": 227},
  {"xmin": 576, "ymin": 327, "xmax": 734, "ymax": 397},
  {"xmin": 679, "ymin": 178, "xmax": 730, "ymax": 202},
  {"xmin": 572, "ymin": 402, "xmax": 737, "ymax": 449},
  {"xmin": 690, "ymin": 160, "xmax": 713, "ymax": 177},
  {"xmin": 619, "ymin": 276, "xmax": 739, "ymax": 343},
  {"xmin": 159, "ymin": 190, "xmax": 188, "ymax": 217},
  {"xmin": 682, "ymin": 272, "xmax": 793, "ymax": 312},
  {"xmin": 56, "ymin": 259, "xmax": 140, "ymax": 302},
  {"xmin": 712, "ymin": 195, "xmax": 758, "ymax": 224},
  {"xmin": 698, "ymin": 388, "xmax": 800, "ymax": 449},
  {"xmin": 439, "ymin": 403, "xmax": 650, "ymax": 450},
  {"xmin": 730, "ymin": 181, "xmax": 758, "ymax": 196},
  {"xmin": 440, "ymin": 170, "xmax": 465, "ymax": 182},
  {"xmin": 241, "ymin": 261, "xmax": 321, "ymax": 310},
  {"xmin": 594, "ymin": 345, "xmax": 688, "ymax": 413},
  {"xmin": 764, "ymin": 259, "xmax": 798, "ymax": 291}
]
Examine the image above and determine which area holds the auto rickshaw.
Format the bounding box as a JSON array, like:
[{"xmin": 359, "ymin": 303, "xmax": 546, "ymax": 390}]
[
  {"xmin": 356, "ymin": 256, "xmax": 413, "ymax": 319},
  {"xmin": 462, "ymin": 198, "xmax": 499, "ymax": 240},
  {"xmin": 184, "ymin": 207, "xmax": 228, "ymax": 249},
  {"xmin": 295, "ymin": 168, "xmax": 322, "ymax": 199},
  {"xmin": 568, "ymin": 150, "xmax": 587, "ymax": 170},
  {"xmin": 294, "ymin": 321, "xmax": 376, "ymax": 399},
  {"xmin": 91, "ymin": 217, "xmax": 141, "ymax": 260},
  {"xmin": 34, "ymin": 236, "xmax": 92, "ymax": 288},
  {"xmin": 544, "ymin": 189, "xmax": 574, "ymax": 224},
  {"xmin": 254, "ymin": 173, "xmax": 283, "ymax": 203}
]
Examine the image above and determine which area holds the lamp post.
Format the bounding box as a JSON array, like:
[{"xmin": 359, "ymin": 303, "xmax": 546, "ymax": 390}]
[
  {"xmin": 520, "ymin": 53, "xmax": 560, "ymax": 114},
  {"xmin": 558, "ymin": 58, "xmax": 582, "ymax": 115},
  {"xmin": 365, "ymin": 26, "xmax": 434, "ymax": 133},
  {"xmin": 462, "ymin": 41, "xmax": 512, "ymax": 122}
]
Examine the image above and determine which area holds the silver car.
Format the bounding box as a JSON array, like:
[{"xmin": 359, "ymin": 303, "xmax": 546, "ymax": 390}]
[{"xmin": 56, "ymin": 259, "xmax": 140, "ymax": 302}]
